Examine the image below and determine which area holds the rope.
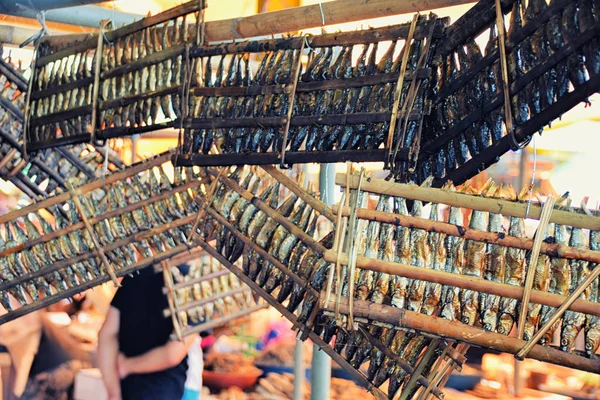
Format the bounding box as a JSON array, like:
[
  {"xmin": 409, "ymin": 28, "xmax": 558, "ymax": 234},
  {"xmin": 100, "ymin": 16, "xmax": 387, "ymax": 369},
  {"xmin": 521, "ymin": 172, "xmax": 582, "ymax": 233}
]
[
  {"xmin": 524, "ymin": 136, "xmax": 537, "ymax": 219},
  {"xmin": 318, "ymin": 2, "xmax": 326, "ymax": 26}
]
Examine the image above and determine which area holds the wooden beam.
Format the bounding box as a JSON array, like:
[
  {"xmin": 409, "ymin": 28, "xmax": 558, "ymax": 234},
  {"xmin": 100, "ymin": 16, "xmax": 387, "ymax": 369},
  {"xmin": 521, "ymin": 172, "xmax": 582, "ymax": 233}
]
[
  {"xmin": 42, "ymin": 0, "xmax": 472, "ymax": 50},
  {"xmin": 322, "ymin": 296, "xmax": 600, "ymax": 374}
]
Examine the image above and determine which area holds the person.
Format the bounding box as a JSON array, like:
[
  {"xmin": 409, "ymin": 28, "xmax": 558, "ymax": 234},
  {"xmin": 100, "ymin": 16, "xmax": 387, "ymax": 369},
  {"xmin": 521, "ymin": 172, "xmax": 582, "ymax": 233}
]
[
  {"xmin": 0, "ymin": 298, "xmax": 90, "ymax": 400},
  {"xmin": 98, "ymin": 265, "xmax": 196, "ymax": 400}
]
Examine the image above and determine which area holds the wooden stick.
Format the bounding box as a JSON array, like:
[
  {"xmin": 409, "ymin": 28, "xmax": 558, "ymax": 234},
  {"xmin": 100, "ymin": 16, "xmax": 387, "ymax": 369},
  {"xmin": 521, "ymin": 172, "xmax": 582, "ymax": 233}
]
[
  {"xmin": 385, "ymin": 14, "xmax": 418, "ymax": 167},
  {"xmin": 0, "ymin": 148, "xmax": 18, "ymax": 171},
  {"xmin": 22, "ymin": 42, "xmax": 39, "ymax": 160},
  {"xmin": 332, "ymin": 204, "xmax": 600, "ymax": 264},
  {"xmin": 336, "ymin": 173, "xmax": 600, "ymax": 230},
  {"xmin": 190, "ymin": 70, "xmax": 427, "ymax": 97},
  {"xmin": 517, "ymin": 196, "xmax": 556, "ymax": 340},
  {"xmin": 174, "ymin": 148, "xmax": 409, "ymax": 168},
  {"xmin": 186, "ymin": 167, "xmax": 223, "ymax": 244},
  {"xmin": 324, "ymin": 250, "xmax": 600, "ymax": 318},
  {"xmin": 162, "ymin": 260, "xmax": 184, "ymax": 341},
  {"xmin": 90, "ymin": 19, "xmax": 110, "ymax": 145},
  {"xmin": 346, "ymin": 169, "xmax": 365, "ymax": 329},
  {"xmin": 184, "ymin": 110, "xmax": 420, "ymax": 130},
  {"xmin": 260, "ymin": 165, "xmax": 336, "ymax": 222},
  {"xmin": 494, "ymin": 0, "xmax": 516, "ymax": 144},
  {"xmin": 280, "ymin": 41, "xmax": 305, "ymax": 168},
  {"xmin": 323, "ymin": 296, "xmax": 600, "ymax": 374},
  {"xmin": 66, "ymin": 182, "xmax": 120, "ymax": 287}
]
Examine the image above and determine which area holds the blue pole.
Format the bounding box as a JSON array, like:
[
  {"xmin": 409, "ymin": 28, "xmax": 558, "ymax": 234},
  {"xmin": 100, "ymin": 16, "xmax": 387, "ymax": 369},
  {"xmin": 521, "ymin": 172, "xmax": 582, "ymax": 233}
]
[{"xmin": 310, "ymin": 163, "xmax": 334, "ymax": 400}]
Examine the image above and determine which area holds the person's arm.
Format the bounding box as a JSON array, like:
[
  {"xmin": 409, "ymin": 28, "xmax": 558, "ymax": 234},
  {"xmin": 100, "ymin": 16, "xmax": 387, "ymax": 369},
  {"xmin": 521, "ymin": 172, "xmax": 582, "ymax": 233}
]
[
  {"xmin": 97, "ymin": 307, "xmax": 121, "ymax": 400},
  {"xmin": 118, "ymin": 335, "xmax": 196, "ymax": 378}
]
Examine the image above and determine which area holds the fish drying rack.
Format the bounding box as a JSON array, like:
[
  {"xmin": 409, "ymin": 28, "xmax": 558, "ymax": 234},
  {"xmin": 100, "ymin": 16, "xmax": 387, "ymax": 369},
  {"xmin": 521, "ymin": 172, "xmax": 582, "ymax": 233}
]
[
  {"xmin": 1, "ymin": 0, "xmax": 600, "ymax": 398},
  {"xmin": 21, "ymin": 0, "xmax": 600, "ymax": 185},
  {"xmin": 160, "ymin": 246, "xmax": 267, "ymax": 340},
  {"xmin": 183, "ymin": 165, "xmax": 600, "ymax": 399}
]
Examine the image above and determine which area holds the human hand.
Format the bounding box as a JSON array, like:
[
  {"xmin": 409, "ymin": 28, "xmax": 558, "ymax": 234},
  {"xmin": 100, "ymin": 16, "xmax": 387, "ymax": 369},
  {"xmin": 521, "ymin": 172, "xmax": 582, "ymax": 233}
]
[{"xmin": 117, "ymin": 353, "xmax": 128, "ymax": 379}]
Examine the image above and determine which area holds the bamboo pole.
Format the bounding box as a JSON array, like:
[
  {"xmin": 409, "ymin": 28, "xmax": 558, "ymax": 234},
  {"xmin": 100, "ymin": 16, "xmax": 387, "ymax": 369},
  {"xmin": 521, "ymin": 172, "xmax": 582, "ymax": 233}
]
[
  {"xmin": 323, "ymin": 296, "xmax": 600, "ymax": 374},
  {"xmin": 191, "ymin": 237, "xmax": 386, "ymax": 400},
  {"xmin": 260, "ymin": 165, "xmax": 336, "ymax": 222},
  {"xmin": 41, "ymin": 0, "xmax": 473, "ymax": 52},
  {"xmin": 324, "ymin": 250, "xmax": 600, "ymax": 317},
  {"xmin": 517, "ymin": 197, "xmax": 555, "ymax": 340},
  {"xmin": 385, "ymin": 14, "xmax": 418, "ymax": 167},
  {"xmin": 0, "ymin": 150, "xmax": 175, "ymax": 225},
  {"xmin": 279, "ymin": 40, "xmax": 305, "ymax": 168},
  {"xmin": 332, "ymin": 205, "xmax": 600, "ymax": 263},
  {"xmin": 336, "ymin": 173, "xmax": 600, "ymax": 230}
]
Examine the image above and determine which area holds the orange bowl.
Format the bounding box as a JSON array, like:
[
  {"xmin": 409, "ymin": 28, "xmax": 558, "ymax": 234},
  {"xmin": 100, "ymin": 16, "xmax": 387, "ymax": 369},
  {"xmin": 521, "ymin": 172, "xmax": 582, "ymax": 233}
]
[{"xmin": 202, "ymin": 369, "xmax": 262, "ymax": 391}]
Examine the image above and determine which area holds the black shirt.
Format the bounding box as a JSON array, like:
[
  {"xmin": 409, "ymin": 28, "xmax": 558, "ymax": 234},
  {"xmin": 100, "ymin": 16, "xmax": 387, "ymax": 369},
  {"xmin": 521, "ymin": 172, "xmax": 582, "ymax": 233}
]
[
  {"xmin": 111, "ymin": 267, "xmax": 187, "ymax": 400},
  {"xmin": 29, "ymin": 331, "xmax": 71, "ymax": 376}
]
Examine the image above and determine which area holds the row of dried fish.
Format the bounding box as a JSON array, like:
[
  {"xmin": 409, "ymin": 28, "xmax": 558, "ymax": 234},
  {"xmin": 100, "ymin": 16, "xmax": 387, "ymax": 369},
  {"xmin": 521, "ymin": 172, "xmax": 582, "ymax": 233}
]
[
  {"xmin": 168, "ymin": 256, "xmax": 255, "ymax": 328},
  {"xmin": 0, "ymin": 164, "xmax": 203, "ymax": 312},
  {"xmin": 0, "ymin": 60, "xmax": 123, "ymax": 200},
  {"xmin": 29, "ymin": 13, "xmax": 202, "ymax": 143},
  {"xmin": 184, "ymin": 17, "xmax": 435, "ymax": 156},
  {"xmin": 417, "ymin": 0, "xmax": 599, "ymax": 183}
]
